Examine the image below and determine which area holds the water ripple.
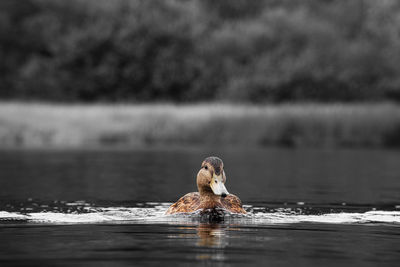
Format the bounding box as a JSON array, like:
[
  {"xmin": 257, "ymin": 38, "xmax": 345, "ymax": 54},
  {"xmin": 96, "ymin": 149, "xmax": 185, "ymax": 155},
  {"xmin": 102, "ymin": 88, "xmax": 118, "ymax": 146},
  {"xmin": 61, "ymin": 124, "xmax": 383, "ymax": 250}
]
[{"xmin": 1, "ymin": 202, "xmax": 400, "ymax": 225}]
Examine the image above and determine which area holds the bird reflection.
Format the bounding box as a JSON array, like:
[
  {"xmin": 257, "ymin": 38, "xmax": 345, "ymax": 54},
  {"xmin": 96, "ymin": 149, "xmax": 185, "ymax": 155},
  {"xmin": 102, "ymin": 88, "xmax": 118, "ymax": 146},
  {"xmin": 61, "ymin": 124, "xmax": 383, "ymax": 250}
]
[
  {"xmin": 196, "ymin": 223, "xmax": 227, "ymax": 248},
  {"xmin": 195, "ymin": 223, "xmax": 227, "ymax": 262}
]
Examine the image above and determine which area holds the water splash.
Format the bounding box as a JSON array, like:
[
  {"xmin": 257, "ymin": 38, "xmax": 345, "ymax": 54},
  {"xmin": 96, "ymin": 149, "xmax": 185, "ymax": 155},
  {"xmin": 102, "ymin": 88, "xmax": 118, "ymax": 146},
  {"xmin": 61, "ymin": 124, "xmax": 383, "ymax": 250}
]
[
  {"xmin": 1, "ymin": 201, "xmax": 400, "ymax": 225},
  {"xmin": 251, "ymin": 210, "xmax": 400, "ymax": 224}
]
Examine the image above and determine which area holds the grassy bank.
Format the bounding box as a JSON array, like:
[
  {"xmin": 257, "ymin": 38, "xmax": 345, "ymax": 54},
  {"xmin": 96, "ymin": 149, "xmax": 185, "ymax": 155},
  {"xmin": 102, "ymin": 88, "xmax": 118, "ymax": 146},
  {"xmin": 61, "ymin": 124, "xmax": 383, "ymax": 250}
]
[{"xmin": 1, "ymin": 102, "xmax": 400, "ymax": 148}]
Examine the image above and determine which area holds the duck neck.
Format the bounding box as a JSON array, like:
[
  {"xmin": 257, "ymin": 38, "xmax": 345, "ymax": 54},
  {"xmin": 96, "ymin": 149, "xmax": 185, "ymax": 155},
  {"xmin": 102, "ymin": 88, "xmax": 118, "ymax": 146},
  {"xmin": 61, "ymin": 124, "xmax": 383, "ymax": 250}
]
[{"xmin": 198, "ymin": 189, "xmax": 222, "ymax": 209}]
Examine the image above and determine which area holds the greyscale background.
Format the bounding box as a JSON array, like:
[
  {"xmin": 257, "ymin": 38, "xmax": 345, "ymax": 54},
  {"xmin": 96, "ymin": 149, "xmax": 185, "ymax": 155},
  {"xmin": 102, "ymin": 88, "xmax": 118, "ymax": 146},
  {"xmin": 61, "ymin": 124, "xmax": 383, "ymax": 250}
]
[
  {"xmin": 0, "ymin": 1, "xmax": 400, "ymax": 267},
  {"xmin": 1, "ymin": 0, "xmax": 400, "ymax": 149}
]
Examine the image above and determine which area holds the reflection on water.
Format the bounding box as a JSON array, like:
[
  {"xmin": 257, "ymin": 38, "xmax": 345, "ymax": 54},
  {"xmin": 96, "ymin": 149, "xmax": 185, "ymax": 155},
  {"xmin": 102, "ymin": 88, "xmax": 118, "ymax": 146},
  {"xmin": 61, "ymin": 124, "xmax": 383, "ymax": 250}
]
[
  {"xmin": 1, "ymin": 148, "xmax": 400, "ymax": 266},
  {"xmin": 171, "ymin": 223, "xmax": 228, "ymax": 262},
  {"xmin": 1, "ymin": 208, "xmax": 400, "ymax": 267},
  {"xmin": 1, "ymin": 219, "xmax": 400, "ymax": 266},
  {"xmin": 196, "ymin": 223, "xmax": 226, "ymax": 248},
  {"xmin": 195, "ymin": 224, "xmax": 226, "ymax": 262}
]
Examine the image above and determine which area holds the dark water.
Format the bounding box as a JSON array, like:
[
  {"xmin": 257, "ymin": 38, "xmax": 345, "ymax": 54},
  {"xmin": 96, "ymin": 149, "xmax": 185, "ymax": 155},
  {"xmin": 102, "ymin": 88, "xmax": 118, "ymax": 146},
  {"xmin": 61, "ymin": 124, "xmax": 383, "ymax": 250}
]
[{"xmin": 0, "ymin": 147, "xmax": 400, "ymax": 266}]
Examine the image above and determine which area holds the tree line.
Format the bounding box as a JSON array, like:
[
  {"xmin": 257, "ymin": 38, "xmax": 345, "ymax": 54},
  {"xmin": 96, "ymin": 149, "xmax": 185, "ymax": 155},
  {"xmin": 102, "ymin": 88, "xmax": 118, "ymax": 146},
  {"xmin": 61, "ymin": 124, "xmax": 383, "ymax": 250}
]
[{"xmin": 1, "ymin": 0, "xmax": 400, "ymax": 102}]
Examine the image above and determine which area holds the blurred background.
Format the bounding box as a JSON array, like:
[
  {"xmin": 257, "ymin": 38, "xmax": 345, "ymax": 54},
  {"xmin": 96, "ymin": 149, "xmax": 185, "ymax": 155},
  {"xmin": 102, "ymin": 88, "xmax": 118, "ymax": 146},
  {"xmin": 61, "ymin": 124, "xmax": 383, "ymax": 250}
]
[
  {"xmin": 1, "ymin": 3, "xmax": 400, "ymax": 265},
  {"xmin": 1, "ymin": 0, "xmax": 400, "ymax": 148}
]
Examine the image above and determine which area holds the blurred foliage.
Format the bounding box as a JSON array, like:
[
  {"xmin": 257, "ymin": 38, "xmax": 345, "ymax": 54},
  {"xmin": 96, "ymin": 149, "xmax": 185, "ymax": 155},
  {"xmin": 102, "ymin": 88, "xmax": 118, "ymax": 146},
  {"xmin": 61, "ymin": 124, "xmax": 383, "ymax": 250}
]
[{"xmin": 0, "ymin": 0, "xmax": 400, "ymax": 102}]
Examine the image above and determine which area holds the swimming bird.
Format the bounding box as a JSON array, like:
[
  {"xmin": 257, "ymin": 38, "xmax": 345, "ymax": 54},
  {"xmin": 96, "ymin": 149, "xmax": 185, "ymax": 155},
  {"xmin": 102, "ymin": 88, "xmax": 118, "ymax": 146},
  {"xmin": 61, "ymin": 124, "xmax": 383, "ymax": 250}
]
[{"xmin": 166, "ymin": 156, "xmax": 246, "ymax": 215}]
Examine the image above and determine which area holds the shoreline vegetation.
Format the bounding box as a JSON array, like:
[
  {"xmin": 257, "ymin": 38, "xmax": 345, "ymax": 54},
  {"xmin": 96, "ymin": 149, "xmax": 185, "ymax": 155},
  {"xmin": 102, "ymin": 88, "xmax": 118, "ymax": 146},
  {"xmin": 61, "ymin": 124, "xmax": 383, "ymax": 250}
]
[
  {"xmin": 1, "ymin": 102, "xmax": 400, "ymax": 149},
  {"xmin": 2, "ymin": 1, "xmax": 400, "ymax": 103}
]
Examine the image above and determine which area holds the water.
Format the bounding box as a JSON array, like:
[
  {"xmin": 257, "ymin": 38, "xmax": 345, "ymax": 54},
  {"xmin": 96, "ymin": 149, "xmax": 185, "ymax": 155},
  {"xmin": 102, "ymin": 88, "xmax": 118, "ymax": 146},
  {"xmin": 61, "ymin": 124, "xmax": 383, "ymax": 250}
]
[{"xmin": 1, "ymin": 147, "xmax": 400, "ymax": 266}]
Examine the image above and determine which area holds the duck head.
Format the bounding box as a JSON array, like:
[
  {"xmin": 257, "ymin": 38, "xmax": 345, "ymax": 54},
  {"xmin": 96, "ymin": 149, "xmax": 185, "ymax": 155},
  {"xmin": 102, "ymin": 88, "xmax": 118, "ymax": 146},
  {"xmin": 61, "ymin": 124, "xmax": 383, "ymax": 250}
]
[{"xmin": 197, "ymin": 156, "xmax": 229, "ymax": 198}]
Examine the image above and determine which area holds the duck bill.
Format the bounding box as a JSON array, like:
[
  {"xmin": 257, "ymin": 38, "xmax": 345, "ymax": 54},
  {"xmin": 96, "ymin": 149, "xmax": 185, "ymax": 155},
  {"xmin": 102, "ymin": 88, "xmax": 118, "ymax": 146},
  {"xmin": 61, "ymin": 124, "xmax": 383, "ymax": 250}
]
[{"xmin": 210, "ymin": 175, "xmax": 229, "ymax": 196}]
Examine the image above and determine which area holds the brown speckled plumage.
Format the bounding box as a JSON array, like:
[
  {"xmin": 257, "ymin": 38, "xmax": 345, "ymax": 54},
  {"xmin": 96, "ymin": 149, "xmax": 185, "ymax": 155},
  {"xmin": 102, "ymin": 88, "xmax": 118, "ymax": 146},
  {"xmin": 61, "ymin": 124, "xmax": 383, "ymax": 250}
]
[
  {"xmin": 166, "ymin": 156, "xmax": 246, "ymax": 215},
  {"xmin": 165, "ymin": 192, "xmax": 246, "ymax": 214},
  {"xmin": 166, "ymin": 192, "xmax": 201, "ymax": 214},
  {"xmin": 221, "ymin": 194, "xmax": 246, "ymax": 213}
]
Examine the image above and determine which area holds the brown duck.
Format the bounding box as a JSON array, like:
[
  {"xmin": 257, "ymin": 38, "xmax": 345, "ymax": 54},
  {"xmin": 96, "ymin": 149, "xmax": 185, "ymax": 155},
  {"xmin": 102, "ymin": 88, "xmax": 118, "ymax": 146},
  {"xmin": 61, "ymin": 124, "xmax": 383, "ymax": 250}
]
[{"xmin": 166, "ymin": 156, "xmax": 246, "ymax": 215}]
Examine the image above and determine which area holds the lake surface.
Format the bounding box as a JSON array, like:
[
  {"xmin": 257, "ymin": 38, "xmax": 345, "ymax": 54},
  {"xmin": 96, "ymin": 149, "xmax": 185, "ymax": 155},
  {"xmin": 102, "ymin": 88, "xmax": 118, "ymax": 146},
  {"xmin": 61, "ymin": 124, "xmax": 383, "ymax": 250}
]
[{"xmin": 0, "ymin": 147, "xmax": 400, "ymax": 266}]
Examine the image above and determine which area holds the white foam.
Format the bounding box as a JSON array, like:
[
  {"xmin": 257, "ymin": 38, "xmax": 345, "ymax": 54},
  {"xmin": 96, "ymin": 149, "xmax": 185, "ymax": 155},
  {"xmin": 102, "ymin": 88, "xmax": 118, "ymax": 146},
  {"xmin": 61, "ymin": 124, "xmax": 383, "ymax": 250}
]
[
  {"xmin": 251, "ymin": 210, "xmax": 400, "ymax": 224},
  {"xmin": 0, "ymin": 211, "xmax": 27, "ymax": 220},
  {"xmin": 1, "ymin": 208, "xmax": 400, "ymax": 225}
]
